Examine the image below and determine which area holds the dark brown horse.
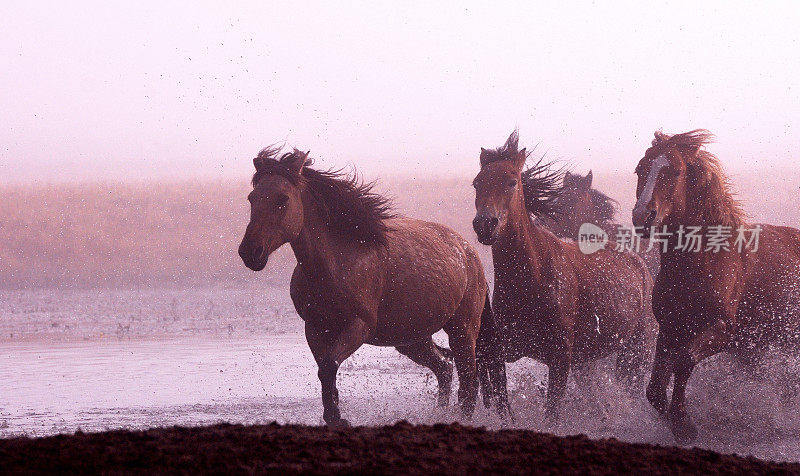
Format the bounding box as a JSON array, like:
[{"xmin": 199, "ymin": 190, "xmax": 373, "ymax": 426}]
[
  {"xmin": 632, "ymin": 129, "xmax": 800, "ymax": 443},
  {"xmin": 472, "ymin": 131, "xmax": 656, "ymax": 421},
  {"xmin": 537, "ymin": 170, "xmax": 660, "ymax": 277},
  {"xmin": 239, "ymin": 147, "xmax": 508, "ymax": 426},
  {"xmin": 536, "ymin": 171, "xmax": 617, "ymax": 239}
]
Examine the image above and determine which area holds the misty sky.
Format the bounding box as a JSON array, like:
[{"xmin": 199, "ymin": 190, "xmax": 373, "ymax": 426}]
[{"xmin": 2, "ymin": 1, "xmax": 798, "ymax": 183}]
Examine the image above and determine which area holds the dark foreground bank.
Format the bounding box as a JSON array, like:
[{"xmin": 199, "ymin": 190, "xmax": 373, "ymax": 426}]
[{"xmin": 1, "ymin": 422, "xmax": 798, "ymax": 475}]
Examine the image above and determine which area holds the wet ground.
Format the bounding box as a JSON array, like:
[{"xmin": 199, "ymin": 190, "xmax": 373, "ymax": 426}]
[{"xmin": 1, "ymin": 285, "xmax": 799, "ymax": 463}]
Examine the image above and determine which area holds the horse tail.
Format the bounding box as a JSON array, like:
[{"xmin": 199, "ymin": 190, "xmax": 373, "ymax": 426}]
[{"xmin": 475, "ymin": 289, "xmax": 513, "ymax": 421}]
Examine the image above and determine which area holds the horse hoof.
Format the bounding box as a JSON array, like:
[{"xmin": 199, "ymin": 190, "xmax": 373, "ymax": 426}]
[
  {"xmin": 544, "ymin": 410, "xmax": 559, "ymax": 430},
  {"xmin": 670, "ymin": 414, "xmax": 698, "ymax": 444},
  {"xmin": 499, "ymin": 409, "xmax": 516, "ymax": 427},
  {"xmin": 497, "ymin": 401, "xmax": 515, "ymax": 425},
  {"xmin": 328, "ymin": 418, "xmax": 351, "ymax": 429}
]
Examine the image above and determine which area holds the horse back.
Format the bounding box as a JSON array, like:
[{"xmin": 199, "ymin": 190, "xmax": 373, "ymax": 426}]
[
  {"xmin": 374, "ymin": 218, "xmax": 487, "ymax": 345},
  {"xmin": 289, "ymin": 217, "xmax": 485, "ymax": 346}
]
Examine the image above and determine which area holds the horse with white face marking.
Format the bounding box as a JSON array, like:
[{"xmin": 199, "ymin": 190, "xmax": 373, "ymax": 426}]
[{"xmin": 633, "ymin": 129, "xmax": 800, "ymax": 444}]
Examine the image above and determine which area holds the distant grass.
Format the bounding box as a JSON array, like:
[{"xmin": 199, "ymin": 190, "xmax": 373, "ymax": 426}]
[
  {"xmin": 0, "ymin": 180, "xmax": 262, "ymax": 288},
  {"xmin": 1, "ymin": 171, "xmax": 797, "ymax": 289}
]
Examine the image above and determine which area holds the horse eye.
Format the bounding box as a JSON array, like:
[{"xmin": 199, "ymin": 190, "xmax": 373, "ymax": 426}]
[
  {"xmin": 275, "ymin": 194, "xmax": 289, "ymax": 208},
  {"xmin": 507, "ymin": 179, "xmax": 518, "ymax": 188}
]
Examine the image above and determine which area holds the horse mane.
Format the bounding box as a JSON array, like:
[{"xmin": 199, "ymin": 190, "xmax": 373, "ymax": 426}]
[
  {"xmin": 481, "ymin": 129, "xmax": 523, "ymax": 165},
  {"xmin": 587, "ymin": 188, "xmax": 618, "ymax": 222},
  {"xmin": 521, "ymin": 159, "xmax": 565, "ymax": 219},
  {"xmin": 481, "ymin": 130, "xmax": 564, "ymax": 218},
  {"xmin": 651, "ymin": 129, "xmax": 745, "ymax": 228},
  {"xmin": 252, "ymin": 147, "xmax": 396, "ymax": 245}
]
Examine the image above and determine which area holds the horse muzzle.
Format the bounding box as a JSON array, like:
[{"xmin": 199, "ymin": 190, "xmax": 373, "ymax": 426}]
[
  {"xmin": 473, "ymin": 215, "xmax": 499, "ymax": 245},
  {"xmin": 238, "ymin": 242, "xmax": 268, "ymax": 271}
]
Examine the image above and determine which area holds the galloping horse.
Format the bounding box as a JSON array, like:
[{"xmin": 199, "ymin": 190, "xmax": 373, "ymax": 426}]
[
  {"xmin": 536, "ymin": 171, "xmax": 660, "ymax": 277},
  {"xmin": 632, "ymin": 130, "xmax": 800, "ymax": 443},
  {"xmin": 238, "ymin": 146, "xmax": 508, "ymax": 426},
  {"xmin": 536, "ymin": 171, "xmax": 618, "ymax": 239},
  {"xmin": 472, "ymin": 131, "xmax": 656, "ymax": 421}
]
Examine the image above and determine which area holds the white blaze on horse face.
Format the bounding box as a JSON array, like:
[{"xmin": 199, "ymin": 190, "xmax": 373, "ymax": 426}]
[{"xmin": 634, "ymin": 154, "xmax": 669, "ymax": 217}]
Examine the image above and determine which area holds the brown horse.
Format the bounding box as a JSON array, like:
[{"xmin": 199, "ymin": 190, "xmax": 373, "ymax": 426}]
[
  {"xmin": 536, "ymin": 171, "xmax": 617, "ymax": 239},
  {"xmin": 472, "ymin": 131, "xmax": 656, "ymax": 421},
  {"xmin": 537, "ymin": 170, "xmax": 660, "ymax": 277},
  {"xmin": 238, "ymin": 146, "xmax": 509, "ymax": 426},
  {"xmin": 632, "ymin": 129, "xmax": 800, "ymax": 443}
]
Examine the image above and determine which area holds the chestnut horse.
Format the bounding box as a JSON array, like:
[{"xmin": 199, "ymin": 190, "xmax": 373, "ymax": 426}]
[
  {"xmin": 472, "ymin": 131, "xmax": 656, "ymax": 421},
  {"xmin": 632, "ymin": 130, "xmax": 800, "ymax": 443},
  {"xmin": 238, "ymin": 147, "xmax": 509, "ymax": 426},
  {"xmin": 536, "ymin": 171, "xmax": 660, "ymax": 277}
]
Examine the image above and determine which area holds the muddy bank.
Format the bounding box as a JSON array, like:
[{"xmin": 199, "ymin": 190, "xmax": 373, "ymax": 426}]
[{"xmin": 1, "ymin": 422, "xmax": 798, "ymax": 475}]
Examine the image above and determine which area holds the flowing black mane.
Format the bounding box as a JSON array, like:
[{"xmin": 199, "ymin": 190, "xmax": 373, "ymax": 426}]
[
  {"xmin": 481, "ymin": 130, "xmax": 564, "ymax": 218},
  {"xmin": 521, "ymin": 159, "xmax": 565, "ymax": 219},
  {"xmin": 252, "ymin": 147, "xmax": 396, "ymax": 245},
  {"xmin": 480, "ymin": 129, "xmax": 525, "ymax": 166},
  {"xmin": 585, "ymin": 188, "xmax": 618, "ymax": 223}
]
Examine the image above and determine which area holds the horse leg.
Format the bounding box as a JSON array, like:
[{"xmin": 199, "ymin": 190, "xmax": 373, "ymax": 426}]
[
  {"xmin": 305, "ymin": 318, "xmax": 370, "ymax": 428},
  {"xmin": 646, "ymin": 330, "xmax": 672, "ymax": 415},
  {"xmin": 396, "ymin": 338, "xmax": 454, "ymax": 407},
  {"xmin": 444, "ymin": 327, "xmax": 479, "ymax": 419},
  {"xmin": 668, "ymin": 354, "xmax": 697, "ymax": 444},
  {"xmin": 669, "ymin": 321, "xmax": 731, "ymax": 444},
  {"xmin": 545, "ymin": 357, "xmax": 570, "ymax": 425}
]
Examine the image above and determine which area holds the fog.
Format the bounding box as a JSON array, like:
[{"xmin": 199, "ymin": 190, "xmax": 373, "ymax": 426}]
[
  {"xmin": 3, "ymin": 2, "xmax": 800, "ymax": 465},
  {"xmin": 2, "ymin": 1, "xmax": 799, "ymax": 183}
]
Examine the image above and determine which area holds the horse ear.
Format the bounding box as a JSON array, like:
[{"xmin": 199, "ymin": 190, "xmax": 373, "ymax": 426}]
[
  {"xmin": 253, "ymin": 157, "xmax": 264, "ymax": 170},
  {"xmin": 479, "ymin": 147, "xmax": 492, "ymax": 167},
  {"xmin": 584, "ymin": 170, "xmax": 593, "ymax": 188},
  {"xmin": 286, "ymin": 150, "xmax": 310, "ymax": 175}
]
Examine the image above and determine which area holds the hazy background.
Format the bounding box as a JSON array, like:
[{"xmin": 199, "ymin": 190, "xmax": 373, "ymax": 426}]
[
  {"xmin": 2, "ymin": 1, "xmax": 799, "ymax": 183},
  {"xmin": 1, "ymin": 1, "xmax": 799, "ymax": 290},
  {"xmin": 2, "ymin": 4, "xmax": 800, "ymax": 458}
]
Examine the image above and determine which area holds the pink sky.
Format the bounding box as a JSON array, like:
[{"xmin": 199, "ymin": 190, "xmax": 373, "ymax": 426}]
[{"xmin": 1, "ymin": 1, "xmax": 798, "ymax": 183}]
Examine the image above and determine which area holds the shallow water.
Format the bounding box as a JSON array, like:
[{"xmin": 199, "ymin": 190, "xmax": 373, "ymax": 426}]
[{"xmin": 1, "ymin": 286, "xmax": 799, "ymax": 462}]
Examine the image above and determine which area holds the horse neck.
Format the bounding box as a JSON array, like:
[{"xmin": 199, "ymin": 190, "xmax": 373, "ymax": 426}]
[
  {"xmin": 659, "ymin": 208, "xmax": 741, "ymax": 270},
  {"xmin": 289, "ymin": 192, "xmax": 348, "ymax": 281},
  {"xmin": 492, "ymin": 201, "xmax": 555, "ymax": 282}
]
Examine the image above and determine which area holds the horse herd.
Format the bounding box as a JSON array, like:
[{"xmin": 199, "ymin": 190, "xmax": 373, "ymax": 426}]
[{"xmin": 238, "ymin": 129, "xmax": 800, "ymax": 444}]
